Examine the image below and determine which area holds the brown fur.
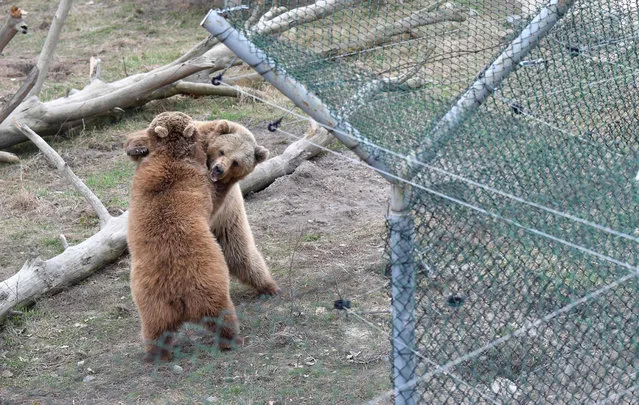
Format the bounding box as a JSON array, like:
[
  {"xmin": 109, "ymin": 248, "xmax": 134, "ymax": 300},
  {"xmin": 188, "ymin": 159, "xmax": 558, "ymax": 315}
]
[
  {"xmin": 125, "ymin": 120, "xmax": 280, "ymax": 296},
  {"xmin": 127, "ymin": 112, "xmax": 241, "ymax": 362}
]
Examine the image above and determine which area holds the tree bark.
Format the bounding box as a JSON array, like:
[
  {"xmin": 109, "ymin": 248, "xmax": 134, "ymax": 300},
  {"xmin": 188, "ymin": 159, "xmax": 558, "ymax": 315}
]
[
  {"xmin": 0, "ymin": 123, "xmax": 334, "ymax": 321},
  {"xmin": 0, "ymin": 6, "xmax": 27, "ymax": 54},
  {"xmin": 28, "ymin": 0, "xmax": 73, "ymax": 98}
]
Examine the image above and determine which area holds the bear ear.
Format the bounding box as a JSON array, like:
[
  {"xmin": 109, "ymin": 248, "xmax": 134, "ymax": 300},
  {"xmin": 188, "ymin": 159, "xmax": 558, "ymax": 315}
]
[
  {"xmin": 154, "ymin": 125, "xmax": 169, "ymax": 138},
  {"xmin": 214, "ymin": 120, "xmax": 231, "ymax": 135},
  {"xmin": 183, "ymin": 123, "xmax": 197, "ymax": 138},
  {"xmin": 255, "ymin": 145, "xmax": 269, "ymax": 163}
]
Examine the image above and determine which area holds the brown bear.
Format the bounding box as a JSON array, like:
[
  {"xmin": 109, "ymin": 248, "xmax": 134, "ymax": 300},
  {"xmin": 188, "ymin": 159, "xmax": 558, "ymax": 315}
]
[
  {"xmin": 125, "ymin": 120, "xmax": 280, "ymax": 296},
  {"xmin": 127, "ymin": 112, "xmax": 241, "ymax": 362}
]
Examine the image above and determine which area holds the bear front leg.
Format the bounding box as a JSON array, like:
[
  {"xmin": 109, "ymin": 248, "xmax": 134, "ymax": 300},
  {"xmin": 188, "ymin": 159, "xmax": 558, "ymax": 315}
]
[
  {"xmin": 211, "ymin": 185, "xmax": 280, "ymax": 297},
  {"xmin": 233, "ymin": 249, "xmax": 280, "ymax": 297}
]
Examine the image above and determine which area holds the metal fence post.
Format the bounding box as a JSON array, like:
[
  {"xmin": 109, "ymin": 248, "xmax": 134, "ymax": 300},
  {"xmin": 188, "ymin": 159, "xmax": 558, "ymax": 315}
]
[{"xmin": 389, "ymin": 182, "xmax": 417, "ymax": 405}]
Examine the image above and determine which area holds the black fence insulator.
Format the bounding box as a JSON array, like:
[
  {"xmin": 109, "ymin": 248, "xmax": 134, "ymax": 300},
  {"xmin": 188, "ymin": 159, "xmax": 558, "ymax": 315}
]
[
  {"xmin": 511, "ymin": 102, "xmax": 524, "ymax": 114},
  {"xmin": 268, "ymin": 117, "xmax": 283, "ymax": 132},
  {"xmin": 211, "ymin": 74, "xmax": 223, "ymax": 86},
  {"xmin": 567, "ymin": 45, "xmax": 582, "ymax": 57},
  {"xmin": 447, "ymin": 295, "xmax": 465, "ymax": 308},
  {"xmin": 334, "ymin": 299, "xmax": 352, "ymax": 310}
]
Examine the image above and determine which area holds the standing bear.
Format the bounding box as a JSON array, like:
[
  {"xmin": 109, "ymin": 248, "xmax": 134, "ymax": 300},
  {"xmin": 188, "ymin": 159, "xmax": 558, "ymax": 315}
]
[
  {"xmin": 125, "ymin": 119, "xmax": 280, "ymax": 296},
  {"xmin": 128, "ymin": 112, "xmax": 241, "ymax": 361}
]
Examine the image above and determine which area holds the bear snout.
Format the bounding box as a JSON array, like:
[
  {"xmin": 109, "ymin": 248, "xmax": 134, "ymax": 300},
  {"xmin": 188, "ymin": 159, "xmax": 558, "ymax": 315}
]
[
  {"xmin": 212, "ymin": 164, "xmax": 224, "ymax": 176},
  {"xmin": 209, "ymin": 163, "xmax": 225, "ymax": 182}
]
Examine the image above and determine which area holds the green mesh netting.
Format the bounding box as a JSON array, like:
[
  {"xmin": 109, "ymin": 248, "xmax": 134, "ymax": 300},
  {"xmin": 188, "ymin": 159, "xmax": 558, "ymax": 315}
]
[{"xmin": 220, "ymin": 0, "xmax": 638, "ymax": 403}]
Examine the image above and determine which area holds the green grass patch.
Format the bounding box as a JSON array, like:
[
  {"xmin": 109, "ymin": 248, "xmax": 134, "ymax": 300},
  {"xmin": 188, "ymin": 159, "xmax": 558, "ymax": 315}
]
[
  {"xmin": 84, "ymin": 160, "xmax": 134, "ymax": 207},
  {"xmin": 40, "ymin": 236, "xmax": 65, "ymax": 254},
  {"xmin": 303, "ymin": 233, "xmax": 322, "ymax": 242}
]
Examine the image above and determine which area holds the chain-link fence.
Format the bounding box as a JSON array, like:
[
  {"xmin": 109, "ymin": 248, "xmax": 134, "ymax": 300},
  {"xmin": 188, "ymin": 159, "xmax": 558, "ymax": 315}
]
[{"xmin": 202, "ymin": 0, "xmax": 639, "ymax": 403}]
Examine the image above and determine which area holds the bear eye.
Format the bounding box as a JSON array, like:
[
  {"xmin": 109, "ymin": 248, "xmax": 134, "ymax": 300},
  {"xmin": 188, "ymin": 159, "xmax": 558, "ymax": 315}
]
[
  {"xmin": 219, "ymin": 150, "xmax": 225, "ymax": 156},
  {"xmin": 232, "ymin": 160, "xmax": 239, "ymax": 167}
]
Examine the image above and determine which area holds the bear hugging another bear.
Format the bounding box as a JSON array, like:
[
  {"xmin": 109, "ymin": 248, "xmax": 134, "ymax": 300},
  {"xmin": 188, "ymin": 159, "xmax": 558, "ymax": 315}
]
[
  {"xmin": 125, "ymin": 118, "xmax": 280, "ymax": 298},
  {"xmin": 128, "ymin": 112, "xmax": 274, "ymax": 361}
]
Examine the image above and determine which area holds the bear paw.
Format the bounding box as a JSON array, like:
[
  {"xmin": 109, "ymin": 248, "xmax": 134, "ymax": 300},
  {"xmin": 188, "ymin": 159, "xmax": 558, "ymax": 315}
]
[{"xmin": 256, "ymin": 283, "xmax": 281, "ymax": 298}]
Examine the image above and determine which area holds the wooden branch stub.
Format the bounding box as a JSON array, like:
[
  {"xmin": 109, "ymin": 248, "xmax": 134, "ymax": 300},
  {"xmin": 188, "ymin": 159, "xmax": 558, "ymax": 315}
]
[
  {"xmin": 89, "ymin": 56, "xmax": 102, "ymax": 81},
  {"xmin": 59, "ymin": 234, "xmax": 69, "ymax": 250},
  {"xmin": 10, "ymin": 6, "xmax": 23, "ymax": 19},
  {"xmin": 13, "ymin": 120, "xmax": 113, "ymax": 228},
  {"xmin": 0, "ymin": 151, "xmax": 19, "ymax": 163},
  {"xmin": 0, "ymin": 6, "xmax": 28, "ymax": 54}
]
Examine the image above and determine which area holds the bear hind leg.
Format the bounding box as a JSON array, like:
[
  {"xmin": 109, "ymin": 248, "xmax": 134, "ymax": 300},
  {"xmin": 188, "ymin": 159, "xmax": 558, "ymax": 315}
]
[
  {"xmin": 139, "ymin": 302, "xmax": 182, "ymax": 362},
  {"xmin": 200, "ymin": 300, "xmax": 243, "ymax": 351}
]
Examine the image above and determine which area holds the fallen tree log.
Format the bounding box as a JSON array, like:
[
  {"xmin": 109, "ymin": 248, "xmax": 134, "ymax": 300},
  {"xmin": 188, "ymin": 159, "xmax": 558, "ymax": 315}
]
[
  {"xmin": 240, "ymin": 121, "xmax": 333, "ymax": 193},
  {"xmin": 0, "ymin": 120, "xmax": 334, "ymax": 321},
  {"xmin": 0, "ymin": 44, "xmax": 237, "ymax": 149},
  {"xmin": 0, "ymin": 214, "xmax": 129, "ymax": 322}
]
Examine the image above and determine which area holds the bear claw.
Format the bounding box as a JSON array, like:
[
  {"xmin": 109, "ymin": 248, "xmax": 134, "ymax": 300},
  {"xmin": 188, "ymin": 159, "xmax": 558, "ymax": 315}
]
[{"xmin": 127, "ymin": 146, "xmax": 149, "ymax": 157}]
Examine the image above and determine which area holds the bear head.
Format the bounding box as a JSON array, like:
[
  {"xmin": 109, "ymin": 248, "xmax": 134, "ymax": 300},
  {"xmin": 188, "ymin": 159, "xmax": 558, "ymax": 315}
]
[
  {"xmin": 146, "ymin": 111, "xmax": 201, "ymax": 161},
  {"xmin": 204, "ymin": 120, "xmax": 269, "ymax": 185}
]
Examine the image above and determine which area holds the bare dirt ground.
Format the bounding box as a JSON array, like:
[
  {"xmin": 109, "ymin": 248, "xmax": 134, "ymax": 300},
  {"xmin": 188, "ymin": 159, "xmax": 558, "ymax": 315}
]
[{"xmin": 0, "ymin": 1, "xmax": 393, "ymax": 403}]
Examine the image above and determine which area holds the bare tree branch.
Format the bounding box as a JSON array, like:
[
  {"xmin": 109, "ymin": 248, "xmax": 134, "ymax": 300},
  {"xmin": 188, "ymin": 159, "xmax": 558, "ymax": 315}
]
[
  {"xmin": 170, "ymin": 34, "xmax": 219, "ymax": 66},
  {"xmin": 59, "ymin": 234, "xmax": 69, "ymax": 250},
  {"xmin": 28, "ymin": 0, "xmax": 73, "ymax": 97},
  {"xmin": 0, "ymin": 66, "xmax": 38, "ymax": 125},
  {"xmin": 252, "ymin": 0, "xmax": 363, "ymax": 36},
  {"xmin": 0, "ymin": 6, "xmax": 27, "ymax": 54},
  {"xmin": 322, "ymin": 2, "xmax": 466, "ymax": 57},
  {"xmin": 13, "ymin": 120, "xmax": 112, "ymax": 228},
  {"xmin": 258, "ymin": 6, "xmax": 288, "ymax": 25}
]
